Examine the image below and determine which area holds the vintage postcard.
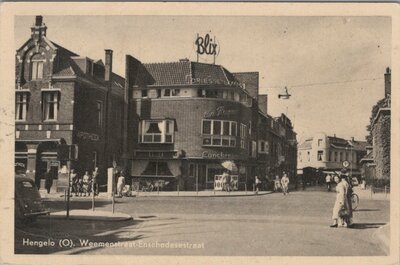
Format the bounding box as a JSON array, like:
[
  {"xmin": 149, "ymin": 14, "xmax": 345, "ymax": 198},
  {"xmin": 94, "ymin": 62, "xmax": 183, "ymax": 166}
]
[{"xmin": 0, "ymin": 2, "xmax": 399, "ymax": 265}]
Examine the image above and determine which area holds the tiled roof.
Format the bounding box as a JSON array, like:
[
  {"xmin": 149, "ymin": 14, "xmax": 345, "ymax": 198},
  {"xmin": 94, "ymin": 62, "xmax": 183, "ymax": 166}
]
[
  {"xmin": 350, "ymin": 140, "xmax": 368, "ymax": 151},
  {"xmin": 142, "ymin": 62, "xmax": 191, "ymax": 86},
  {"xmin": 298, "ymin": 139, "xmax": 312, "ymax": 149},
  {"xmin": 140, "ymin": 61, "xmax": 238, "ymax": 86}
]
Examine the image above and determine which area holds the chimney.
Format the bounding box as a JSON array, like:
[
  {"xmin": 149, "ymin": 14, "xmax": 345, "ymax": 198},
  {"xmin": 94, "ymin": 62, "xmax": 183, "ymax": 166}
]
[
  {"xmin": 105, "ymin": 49, "xmax": 113, "ymax": 82},
  {"xmin": 258, "ymin": 94, "xmax": 268, "ymax": 114},
  {"xmin": 351, "ymin": 137, "xmax": 354, "ymax": 142},
  {"xmin": 384, "ymin": 67, "xmax": 391, "ymax": 97},
  {"xmin": 31, "ymin": 15, "xmax": 47, "ymax": 42}
]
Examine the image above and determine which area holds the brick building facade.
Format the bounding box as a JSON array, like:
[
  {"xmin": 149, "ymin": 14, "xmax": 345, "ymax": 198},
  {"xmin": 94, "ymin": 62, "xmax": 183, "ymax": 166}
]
[
  {"xmin": 15, "ymin": 16, "xmax": 125, "ymax": 189},
  {"xmin": 123, "ymin": 57, "xmax": 297, "ymax": 190},
  {"xmin": 361, "ymin": 67, "xmax": 391, "ymax": 183}
]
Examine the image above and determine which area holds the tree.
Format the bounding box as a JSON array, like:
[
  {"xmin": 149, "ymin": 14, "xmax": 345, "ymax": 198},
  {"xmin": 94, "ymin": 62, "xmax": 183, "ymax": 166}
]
[{"xmin": 366, "ymin": 98, "xmax": 388, "ymax": 145}]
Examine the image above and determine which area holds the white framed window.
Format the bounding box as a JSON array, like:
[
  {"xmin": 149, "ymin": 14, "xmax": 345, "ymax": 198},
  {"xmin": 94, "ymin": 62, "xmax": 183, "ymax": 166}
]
[
  {"xmin": 42, "ymin": 91, "xmax": 59, "ymax": 121},
  {"xmin": 139, "ymin": 120, "xmax": 174, "ymax": 143},
  {"xmin": 96, "ymin": 101, "xmax": 103, "ymax": 128},
  {"xmin": 202, "ymin": 119, "xmax": 237, "ymax": 147},
  {"xmin": 15, "ymin": 92, "xmax": 29, "ymax": 121},
  {"xmin": 31, "ymin": 60, "xmax": 44, "ymax": 80},
  {"xmin": 318, "ymin": 139, "xmax": 323, "ymax": 146}
]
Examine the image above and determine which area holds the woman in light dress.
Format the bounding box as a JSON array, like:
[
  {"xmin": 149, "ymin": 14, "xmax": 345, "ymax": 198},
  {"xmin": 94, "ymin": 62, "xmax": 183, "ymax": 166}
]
[{"xmin": 330, "ymin": 174, "xmax": 352, "ymax": 228}]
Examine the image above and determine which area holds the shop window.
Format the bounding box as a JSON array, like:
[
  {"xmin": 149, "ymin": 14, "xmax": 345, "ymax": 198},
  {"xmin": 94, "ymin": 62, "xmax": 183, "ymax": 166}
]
[
  {"xmin": 139, "ymin": 120, "xmax": 174, "ymax": 143},
  {"xmin": 202, "ymin": 119, "xmax": 237, "ymax": 147},
  {"xmin": 317, "ymin": 150, "xmax": 323, "ymax": 161},
  {"xmin": 15, "ymin": 92, "xmax": 29, "ymax": 121},
  {"xmin": 42, "ymin": 91, "xmax": 60, "ymax": 121},
  {"xmin": 142, "ymin": 161, "xmax": 173, "ymax": 176},
  {"xmin": 31, "ymin": 60, "xmax": 44, "ymax": 80}
]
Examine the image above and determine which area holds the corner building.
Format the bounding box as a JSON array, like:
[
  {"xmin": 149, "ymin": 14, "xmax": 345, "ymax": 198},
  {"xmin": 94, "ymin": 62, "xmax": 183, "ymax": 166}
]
[{"xmin": 125, "ymin": 57, "xmax": 297, "ymax": 190}]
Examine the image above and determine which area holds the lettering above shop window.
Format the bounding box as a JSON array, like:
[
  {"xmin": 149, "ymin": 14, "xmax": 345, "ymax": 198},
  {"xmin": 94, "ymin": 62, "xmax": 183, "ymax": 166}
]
[
  {"xmin": 77, "ymin": 131, "xmax": 99, "ymax": 141},
  {"xmin": 204, "ymin": 106, "xmax": 238, "ymax": 119},
  {"xmin": 202, "ymin": 151, "xmax": 242, "ymax": 160}
]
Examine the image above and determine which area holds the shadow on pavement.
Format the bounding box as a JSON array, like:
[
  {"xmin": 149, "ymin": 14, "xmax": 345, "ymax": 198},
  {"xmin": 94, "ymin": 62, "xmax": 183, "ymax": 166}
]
[
  {"xmin": 349, "ymin": 223, "xmax": 387, "ymax": 229},
  {"xmin": 14, "ymin": 217, "xmax": 149, "ymax": 254},
  {"xmin": 354, "ymin": 209, "xmax": 380, "ymax": 212}
]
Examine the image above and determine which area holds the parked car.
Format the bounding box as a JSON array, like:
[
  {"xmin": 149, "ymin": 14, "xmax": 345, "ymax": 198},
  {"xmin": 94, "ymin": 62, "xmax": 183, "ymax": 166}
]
[{"xmin": 15, "ymin": 175, "xmax": 49, "ymax": 223}]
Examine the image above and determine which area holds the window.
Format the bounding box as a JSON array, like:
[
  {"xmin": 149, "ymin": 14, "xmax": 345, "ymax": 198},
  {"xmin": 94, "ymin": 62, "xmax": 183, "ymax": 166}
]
[
  {"xmin": 96, "ymin": 101, "xmax": 103, "ymax": 127},
  {"xmin": 15, "ymin": 93, "xmax": 29, "ymax": 121},
  {"xmin": 164, "ymin": 89, "xmax": 180, "ymax": 97},
  {"xmin": 317, "ymin": 150, "xmax": 323, "ymax": 161},
  {"xmin": 31, "ymin": 60, "xmax": 44, "ymax": 80},
  {"xmin": 334, "ymin": 152, "xmax": 338, "ymax": 162},
  {"xmin": 142, "ymin": 161, "xmax": 173, "ymax": 176},
  {"xmin": 299, "ymin": 151, "xmax": 302, "ymax": 162},
  {"xmin": 339, "ymin": 152, "xmax": 343, "ymax": 162},
  {"xmin": 318, "ymin": 139, "xmax": 323, "ymax": 147},
  {"xmin": 240, "ymin": 123, "xmax": 247, "ymax": 149},
  {"xmin": 141, "ymin": 90, "xmax": 148, "ymax": 98},
  {"xmin": 139, "ymin": 120, "xmax": 174, "ymax": 143},
  {"xmin": 42, "ymin": 91, "xmax": 59, "ymax": 121},
  {"xmin": 307, "ymin": 151, "xmax": 310, "ymax": 161},
  {"xmin": 202, "ymin": 119, "xmax": 237, "ymax": 147},
  {"xmin": 251, "ymin": 141, "xmax": 257, "ymax": 158}
]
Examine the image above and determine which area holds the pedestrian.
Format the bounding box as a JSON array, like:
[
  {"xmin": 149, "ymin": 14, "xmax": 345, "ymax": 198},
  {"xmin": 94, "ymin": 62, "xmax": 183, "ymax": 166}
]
[
  {"xmin": 221, "ymin": 170, "xmax": 229, "ymax": 192},
  {"xmin": 225, "ymin": 171, "xmax": 231, "ymax": 192},
  {"xmin": 117, "ymin": 172, "xmax": 126, "ymax": 197},
  {"xmin": 70, "ymin": 168, "xmax": 78, "ymax": 196},
  {"xmin": 44, "ymin": 168, "xmax": 53, "ymax": 194},
  {"xmin": 281, "ymin": 171, "xmax": 290, "ymax": 195},
  {"xmin": 361, "ymin": 175, "xmax": 366, "ymax": 190},
  {"xmin": 330, "ymin": 173, "xmax": 352, "ymax": 228},
  {"xmin": 82, "ymin": 171, "xmax": 91, "ymax": 196},
  {"xmin": 92, "ymin": 167, "xmax": 99, "ymax": 196},
  {"xmin": 274, "ymin": 175, "xmax": 281, "ymax": 192},
  {"xmin": 342, "ymin": 169, "xmax": 354, "ymax": 227},
  {"xmin": 255, "ymin": 176, "xmax": 261, "ymax": 194},
  {"xmin": 326, "ymin": 174, "xmax": 332, "ymax": 192}
]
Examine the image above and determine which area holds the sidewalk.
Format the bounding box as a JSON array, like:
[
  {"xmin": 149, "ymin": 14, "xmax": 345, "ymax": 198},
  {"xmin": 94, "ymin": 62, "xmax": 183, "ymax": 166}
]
[
  {"xmin": 40, "ymin": 189, "xmax": 273, "ymax": 200},
  {"xmin": 353, "ymin": 186, "xmax": 390, "ymax": 201},
  {"xmin": 39, "ymin": 209, "xmax": 132, "ymax": 221}
]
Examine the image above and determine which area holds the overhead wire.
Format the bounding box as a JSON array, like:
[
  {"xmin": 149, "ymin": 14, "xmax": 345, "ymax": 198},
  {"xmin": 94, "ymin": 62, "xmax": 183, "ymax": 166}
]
[{"xmin": 259, "ymin": 77, "xmax": 384, "ymax": 90}]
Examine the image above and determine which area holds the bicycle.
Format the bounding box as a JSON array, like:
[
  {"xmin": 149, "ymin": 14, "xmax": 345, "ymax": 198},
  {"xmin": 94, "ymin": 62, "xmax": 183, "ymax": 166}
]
[{"xmin": 351, "ymin": 193, "xmax": 359, "ymax": 210}]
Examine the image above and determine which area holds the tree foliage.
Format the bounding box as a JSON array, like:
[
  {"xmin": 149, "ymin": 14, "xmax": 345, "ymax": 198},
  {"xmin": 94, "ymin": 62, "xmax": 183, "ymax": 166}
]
[{"xmin": 366, "ymin": 98, "xmax": 388, "ymax": 145}]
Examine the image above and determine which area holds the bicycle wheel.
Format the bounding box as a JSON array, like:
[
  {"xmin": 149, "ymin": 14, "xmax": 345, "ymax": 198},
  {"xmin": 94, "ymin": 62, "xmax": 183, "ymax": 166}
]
[{"xmin": 351, "ymin": 193, "xmax": 359, "ymax": 210}]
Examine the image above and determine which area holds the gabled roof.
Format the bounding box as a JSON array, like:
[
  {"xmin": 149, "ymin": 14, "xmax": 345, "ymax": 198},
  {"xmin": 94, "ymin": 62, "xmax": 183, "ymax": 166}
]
[
  {"xmin": 298, "ymin": 138, "xmax": 312, "ymax": 149},
  {"xmin": 350, "ymin": 140, "xmax": 368, "ymax": 152}
]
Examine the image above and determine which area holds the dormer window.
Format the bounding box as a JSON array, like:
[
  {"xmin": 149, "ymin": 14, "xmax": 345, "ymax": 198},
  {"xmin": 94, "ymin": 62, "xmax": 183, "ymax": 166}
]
[{"xmin": 31, "ymin": 60, "xmax": 44, "ymax": 80}]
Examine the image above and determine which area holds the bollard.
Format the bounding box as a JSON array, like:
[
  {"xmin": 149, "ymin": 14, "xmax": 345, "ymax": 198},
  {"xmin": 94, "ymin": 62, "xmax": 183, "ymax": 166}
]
[
  {"xmin": 92, "ymin": 182, "xmax": 95, "ymax": 212},
  {"xmin": 177, "ymin": 184, "xmax": 180, "ymax": 196},
  {"xmin": 253, "ymin": 184, "xmax": 255, "ymax": 194},
  {"xmin": 196, "ymin": 183, "xmax": 198, "ymax": 196},
  {"xmin": 370, "ymin": 186, "xmax": 373, "ymax": 199},
  {"xmin": 245, "ymin": 184, "xmax": 247, "ymax": 195},
  {"xmin": 157, "ymin": 185, "xmax": 160, "ymax": 196},
  {"xmin": 384, "ymin": 185, "xmax": 387, "ymax": 198}
]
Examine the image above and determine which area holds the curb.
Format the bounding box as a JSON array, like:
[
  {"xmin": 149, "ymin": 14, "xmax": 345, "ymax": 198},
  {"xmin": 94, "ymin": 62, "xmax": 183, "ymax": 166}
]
[
  {"xmin": 372, "ymin": 223, "xmax": 390, "ymax": 255},
  {"xmin": 39, "ymin": 210, "xmax": 133, "ymax": 222}
]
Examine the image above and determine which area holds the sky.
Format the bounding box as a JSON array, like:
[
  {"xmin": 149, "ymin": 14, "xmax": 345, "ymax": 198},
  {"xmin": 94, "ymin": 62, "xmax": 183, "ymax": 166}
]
[{"xmin": 15, "ymin": 15, "xmax": 391, "ymax": 143}]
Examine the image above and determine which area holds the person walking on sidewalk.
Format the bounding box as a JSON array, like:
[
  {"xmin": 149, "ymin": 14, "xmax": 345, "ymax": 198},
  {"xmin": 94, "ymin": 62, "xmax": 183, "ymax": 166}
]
[
  {"xmin": 92, "ymin": 167, "xmax": 99, "ymax": 196},
  {"xmin": 281, "ymin": 172, "xmax": 290, "ymax": 195},
  {"xmin": 274, "ymin": 175, "xmax": 281, "ymax": 192},
  {"xmin": 82, "ymin": 171, "xmax": 91, "ymax": 196},
  {"xmin": 117, "ymin": 172, "xmax": 126, "ymax": 197},
  {"xmin": 326, "ymin": 174, "xmax": 332, "ymax": 192},
  {"xmin": 255, "ymin": 176, "xmax": 261, "ymax": 194},
  {"xmin": 44, "ymin": 169, "xmax": 54, "ymax": 194}
]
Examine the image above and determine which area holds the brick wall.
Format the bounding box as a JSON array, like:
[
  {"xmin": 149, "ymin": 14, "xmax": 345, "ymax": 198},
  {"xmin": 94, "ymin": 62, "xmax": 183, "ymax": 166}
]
[{"xmin": 372, "ymin": 111, "xmax": 390, "ymax": 180}]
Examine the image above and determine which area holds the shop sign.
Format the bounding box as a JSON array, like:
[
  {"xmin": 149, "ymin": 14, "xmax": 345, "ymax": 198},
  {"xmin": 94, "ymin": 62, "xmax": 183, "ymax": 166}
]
[
  {"xmin": 77, "ymin": 131, "xmax": 99, "ymax": 141},
  {"xmin": 195, "ymin": 33, "xmax": 219, "ymax": 56},
  {"xmin": 202, "ymin": 151, "xmax": 241, "ymax": 160},
  {"xmin": 203, "ymin": 106, "xmax": 238, "ymax": 119},
  {"xmin": 187, "ymin": 76, "xmax": 244, "ymax": 88}
]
